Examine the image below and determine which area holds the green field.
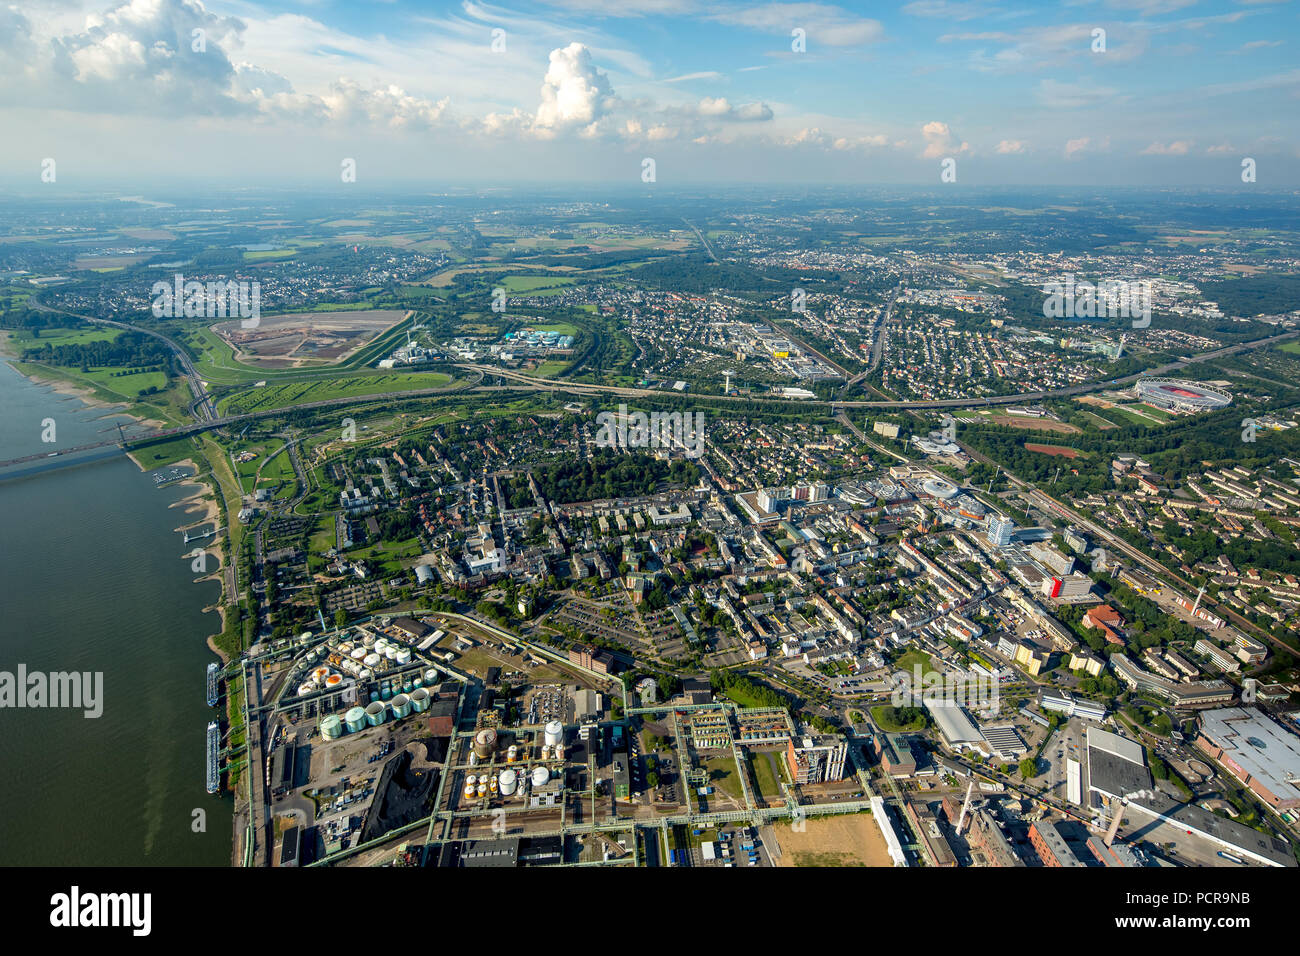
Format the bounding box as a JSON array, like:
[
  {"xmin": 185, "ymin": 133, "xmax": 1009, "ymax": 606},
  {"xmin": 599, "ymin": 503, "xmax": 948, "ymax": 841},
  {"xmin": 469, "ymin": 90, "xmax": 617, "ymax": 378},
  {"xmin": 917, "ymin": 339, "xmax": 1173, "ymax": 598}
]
[
  {"xmin": 501, "ymin": 275, "xmax": 578, "ymax": 295},
  {"xmin": 6, "ymin": 327, "xmax": 122, "ymax": 349},
  {"xmin": 892, "ymin": 648, "xmax": 937, "ymax": 678},
  {"xmin": 746, "ymin": 752, "xmax": 783, "ymax": 800},
  {"xmin": 700, "ymin": 756, "xmax": 744, "ymax": 800},
  {"xmin": 870, "ymin": 705, "xmax": 929, "ymax": 732},
  {"xmin": 217, "ymin": 371, "xmax": 455, "ymax": 414}
]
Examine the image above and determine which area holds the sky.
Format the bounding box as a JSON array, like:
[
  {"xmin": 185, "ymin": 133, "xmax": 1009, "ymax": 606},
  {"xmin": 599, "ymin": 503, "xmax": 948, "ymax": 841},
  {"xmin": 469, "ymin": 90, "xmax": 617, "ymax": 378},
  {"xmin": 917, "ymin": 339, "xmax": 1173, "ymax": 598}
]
[{"xmin": 1, "ymin": 0, "xmax": 1298, "ymax": 187}]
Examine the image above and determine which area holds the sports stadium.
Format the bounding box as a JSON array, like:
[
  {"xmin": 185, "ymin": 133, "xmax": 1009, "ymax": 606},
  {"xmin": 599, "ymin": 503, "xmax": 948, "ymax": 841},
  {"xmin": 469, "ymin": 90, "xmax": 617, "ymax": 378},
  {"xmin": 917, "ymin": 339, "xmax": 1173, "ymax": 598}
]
[{"xmin": 1135, "ymin": 378, "xmax": 1232, "ymax": 413}]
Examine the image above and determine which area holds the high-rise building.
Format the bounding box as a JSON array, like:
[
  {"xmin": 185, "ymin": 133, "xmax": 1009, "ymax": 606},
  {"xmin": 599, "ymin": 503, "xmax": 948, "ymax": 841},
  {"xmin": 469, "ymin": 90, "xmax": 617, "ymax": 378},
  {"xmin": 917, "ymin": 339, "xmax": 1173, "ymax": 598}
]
[{"xmin": 987, "ymin": 514, "xmax": 1014, "ymax": 548}]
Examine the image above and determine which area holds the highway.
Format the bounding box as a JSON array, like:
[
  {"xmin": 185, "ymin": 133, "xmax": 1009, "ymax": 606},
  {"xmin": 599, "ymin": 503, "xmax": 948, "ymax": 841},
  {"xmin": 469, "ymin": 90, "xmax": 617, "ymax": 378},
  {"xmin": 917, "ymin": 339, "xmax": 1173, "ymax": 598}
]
[{"xmin": 4, "ymin": 316, "xmax": 1293, "ymax": 479}]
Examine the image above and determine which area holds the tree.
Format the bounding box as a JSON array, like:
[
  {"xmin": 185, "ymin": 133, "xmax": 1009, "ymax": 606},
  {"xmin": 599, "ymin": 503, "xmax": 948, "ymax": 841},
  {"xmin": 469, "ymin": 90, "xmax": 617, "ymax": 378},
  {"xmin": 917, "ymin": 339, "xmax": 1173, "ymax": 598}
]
[
  {"xmin": 1019, "ymin": 757, "xmax": 1037, "ymax": 780},
  {"xmin": 334, "ymin": 608, "xmax": 350, "ymax": 627},
  {"xmin": 646, "ymin": 771, "xmax": 659, "ymax": 789}
]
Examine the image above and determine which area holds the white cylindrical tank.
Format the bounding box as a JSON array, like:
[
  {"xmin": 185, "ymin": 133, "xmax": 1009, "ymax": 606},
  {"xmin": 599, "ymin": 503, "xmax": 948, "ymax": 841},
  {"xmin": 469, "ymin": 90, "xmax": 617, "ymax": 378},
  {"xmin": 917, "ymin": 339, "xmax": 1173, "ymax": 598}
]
[
  {"xmin": 383, "ymin": 645, "xmax": 397, "ymax": 661},
  {"xmin": 540, "ymin": 745, "xmax": 550, "ymax": 761},
  {"xmin": 365, "ymin": 701, "xmax": 386, "ymax": 726},
  {"xmin": 345, "ymin": 707, "xmax": 367, "ymax": 734},
  {"xmin": 410, "ymin": 688, "xmax": 430, "ymax": 713},
  {"xmin": 363, "ymin": 634, "xmax": 376, "ymax": 648},
  {"xmin": 554, "ymin": 744, "xmax": 565, "ymax": 761},
  {"xmin": 364, "ymin": 653, "xmax": 381, "ymax": 669},
  {"xmin": 339, "ymin": 642, "xmax": 353, "ymax": 655},
  {"xmin": 391, "ymin": 693, "xmax": 411, "ymax": 719},
  {"xmin": 507, "ymin": 745, "xmax": 518, "ymax": 763},
  {"xmin": 499, "ymin": 769, "xmax": 518, "ymax": 797},
  {"xmin": 469, "ymin": 752, "xmax": 479, "ymax": 766},
  {"xmin": 320, "ymin": 715, "xmax": 343, "ymax": 740},
  {"xmin": 424, "ymin": 667, "xmax": 439, "ymax": 683},
  {"xmin": 531, "ymin": 766, "xmax": 549, "ymax": 788},
  {"xmin": 351, "ymin": 647, "xmax": 367, "ymax": 661},
  {"xmin": 325, "ymin": 674, "xmax": 343, "ymax": 689},
  {"xmin": 396, "ymin": 648, "xmax": 412, "ymax": 665},
  {"xmin": 297, "ymin": 682, "xmax": 315, "ymax": 697},
  {"xmin": 544, "ymin": 721, "xmax": 564, "ymax": 747},
  {"xmin": 477, "ymin": 782, "xmax": 487, "ymax": 797},
  {"xmin": 463, "ymin": 781, "xmax": 476, "ymax": 799},
  {"xmin": 489, "ymin": 775, "xmax": 498, "ymax": 794}
]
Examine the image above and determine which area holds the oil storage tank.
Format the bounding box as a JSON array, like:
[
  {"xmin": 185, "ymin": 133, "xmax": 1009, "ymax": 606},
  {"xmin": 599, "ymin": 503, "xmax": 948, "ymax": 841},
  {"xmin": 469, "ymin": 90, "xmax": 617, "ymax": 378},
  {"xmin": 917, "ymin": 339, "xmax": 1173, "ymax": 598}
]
[
  {"xmin": 499, "ymin": 768, "xmax": 518, "ymax": 797},
  {"xmin": 365, "ymin": 701, "xmax": 386, "ymax": 726},
  {"xmin": 410, "ymin": 688, "xmax": 430, "ymax": 713},
  {"xmin": 320, "ymin": 715, "xmax": 343, "ymax": 740},
  {"xmin": 473, "ymin": 728, "xmax": 498, "ymax": 760},
  {"xmin": 544, "ymin": 720, "xmax": 564, "ymax": 747},
  {"xmin": 390, "ymin": 693, "xmax": 411, "ymax": 719},
  {"xmin": 345, "ymin": 706, "xmax": 367, "ymax": 734}
]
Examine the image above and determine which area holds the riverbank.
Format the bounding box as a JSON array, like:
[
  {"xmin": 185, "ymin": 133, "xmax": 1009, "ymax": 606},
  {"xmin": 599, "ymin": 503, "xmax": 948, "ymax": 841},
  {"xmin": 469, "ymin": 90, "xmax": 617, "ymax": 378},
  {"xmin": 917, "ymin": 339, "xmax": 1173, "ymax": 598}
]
[{"xmin": 4, "ymin": 352, "xmax": 234, "ymax": 662}]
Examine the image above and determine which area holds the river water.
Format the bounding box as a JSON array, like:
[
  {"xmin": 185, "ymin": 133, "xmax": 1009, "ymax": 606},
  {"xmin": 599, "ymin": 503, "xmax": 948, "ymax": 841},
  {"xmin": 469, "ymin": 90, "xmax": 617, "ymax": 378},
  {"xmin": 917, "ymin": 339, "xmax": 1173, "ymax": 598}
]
[{"xmin": 0, "ymin": 359, "xmax": 232, "ymax": 865}]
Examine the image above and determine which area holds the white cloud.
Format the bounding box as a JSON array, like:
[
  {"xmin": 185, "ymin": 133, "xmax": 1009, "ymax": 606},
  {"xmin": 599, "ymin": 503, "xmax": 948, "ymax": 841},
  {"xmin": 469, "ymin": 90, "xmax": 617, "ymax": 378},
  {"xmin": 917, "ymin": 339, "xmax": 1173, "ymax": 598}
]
[
  {"xmin": 535, "ymin": 42, "xmax": 616, "ymax": 131},
  {"xmin": 921, "ymin": 120, "xmax": 969, "ymax": 158},
  {"xmin": 1140, "ymin": 140, "xmax": 1192, "ymax": 155},
  {"xmin": 995, "ymin": 139, "xmax": 1025, "ymax": 154}
]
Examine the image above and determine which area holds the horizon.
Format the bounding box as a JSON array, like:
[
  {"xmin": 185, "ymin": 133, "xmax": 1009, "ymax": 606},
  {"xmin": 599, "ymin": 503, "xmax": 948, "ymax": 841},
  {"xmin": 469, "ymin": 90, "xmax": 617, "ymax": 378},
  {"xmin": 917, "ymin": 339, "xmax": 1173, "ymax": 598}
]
[{"xmin": 1, "ymin": 0, "xmax": 1297, "ymax": 186}]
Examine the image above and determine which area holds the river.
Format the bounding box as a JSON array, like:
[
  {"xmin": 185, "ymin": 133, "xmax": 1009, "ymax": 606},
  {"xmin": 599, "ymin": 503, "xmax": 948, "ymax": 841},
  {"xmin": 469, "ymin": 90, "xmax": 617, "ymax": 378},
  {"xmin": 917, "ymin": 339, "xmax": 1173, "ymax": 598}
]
[{"xmin": 0, "ymin": 359, "xmax": 232, "ymax": 865}]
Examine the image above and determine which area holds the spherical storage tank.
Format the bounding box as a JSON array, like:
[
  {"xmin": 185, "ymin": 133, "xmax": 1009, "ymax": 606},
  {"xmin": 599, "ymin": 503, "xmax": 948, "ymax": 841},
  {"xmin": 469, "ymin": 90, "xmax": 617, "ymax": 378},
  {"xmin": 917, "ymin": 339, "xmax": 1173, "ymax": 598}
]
[
  {"xmin": 473, "ymin": 728, "xmax": 498, "ymax": 760},
  {"xmin": 321, "ymin": 715, "xmax": 343, "ymax": 740},
  {"xmin": 391, "ymin": 693, "xmax": 411, "ymax": 719},
  {"xmin": 410, "ymin": 688, "xmax": 430, "ymax": 713},
  {"xmin": 365, "ymin": 701, "xmax": 386, "ymax": 726},
  {"xmin": 531, "ymin": 766, "xmax": 549, "ymax": 788},
  {"xmin": 499, "ymin": 769, "xmax": 518, "ymax": 797},
  {"xmin": 345, "ymin": 706, "xmax": 367, "ymax": 734},
  {"xmin": 544, "ymin": 721, "xmax": 564, "ymax": 748}
]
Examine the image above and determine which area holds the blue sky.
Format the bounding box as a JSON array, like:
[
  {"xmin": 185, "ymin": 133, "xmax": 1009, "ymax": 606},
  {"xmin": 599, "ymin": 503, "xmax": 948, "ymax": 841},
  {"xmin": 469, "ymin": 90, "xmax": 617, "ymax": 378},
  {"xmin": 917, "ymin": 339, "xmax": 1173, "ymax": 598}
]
[{"xmin": 1, "ymin": 0, "xmax": 1298, "ymax": 185}]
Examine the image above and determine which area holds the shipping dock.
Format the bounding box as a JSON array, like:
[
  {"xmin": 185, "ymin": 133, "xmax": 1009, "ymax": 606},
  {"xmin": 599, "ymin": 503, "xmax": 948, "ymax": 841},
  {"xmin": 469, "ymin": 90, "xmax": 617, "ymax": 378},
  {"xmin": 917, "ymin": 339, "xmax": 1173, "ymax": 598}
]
[{"xmin": 206, "ymin": 721, "xmax": 220, "ymax": 794}]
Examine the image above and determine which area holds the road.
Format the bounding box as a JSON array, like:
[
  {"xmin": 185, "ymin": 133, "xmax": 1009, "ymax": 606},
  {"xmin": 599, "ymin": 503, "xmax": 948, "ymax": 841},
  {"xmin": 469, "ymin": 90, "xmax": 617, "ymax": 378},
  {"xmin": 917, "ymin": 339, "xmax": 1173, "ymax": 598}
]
[
  {"xmin": 32, "ymin": 301, "xmax": 218, "ymax": 421},
  {"xmin": 681, "ymin": 217, "xmax": 718, "ymax": 262},
  {"xmin": 954, "ymin": 433, "xmax": 1289, "ymax": 655},
  {"xmin": 4, "ymin": 328, "xmax": 1293, "ymax": 472}
]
